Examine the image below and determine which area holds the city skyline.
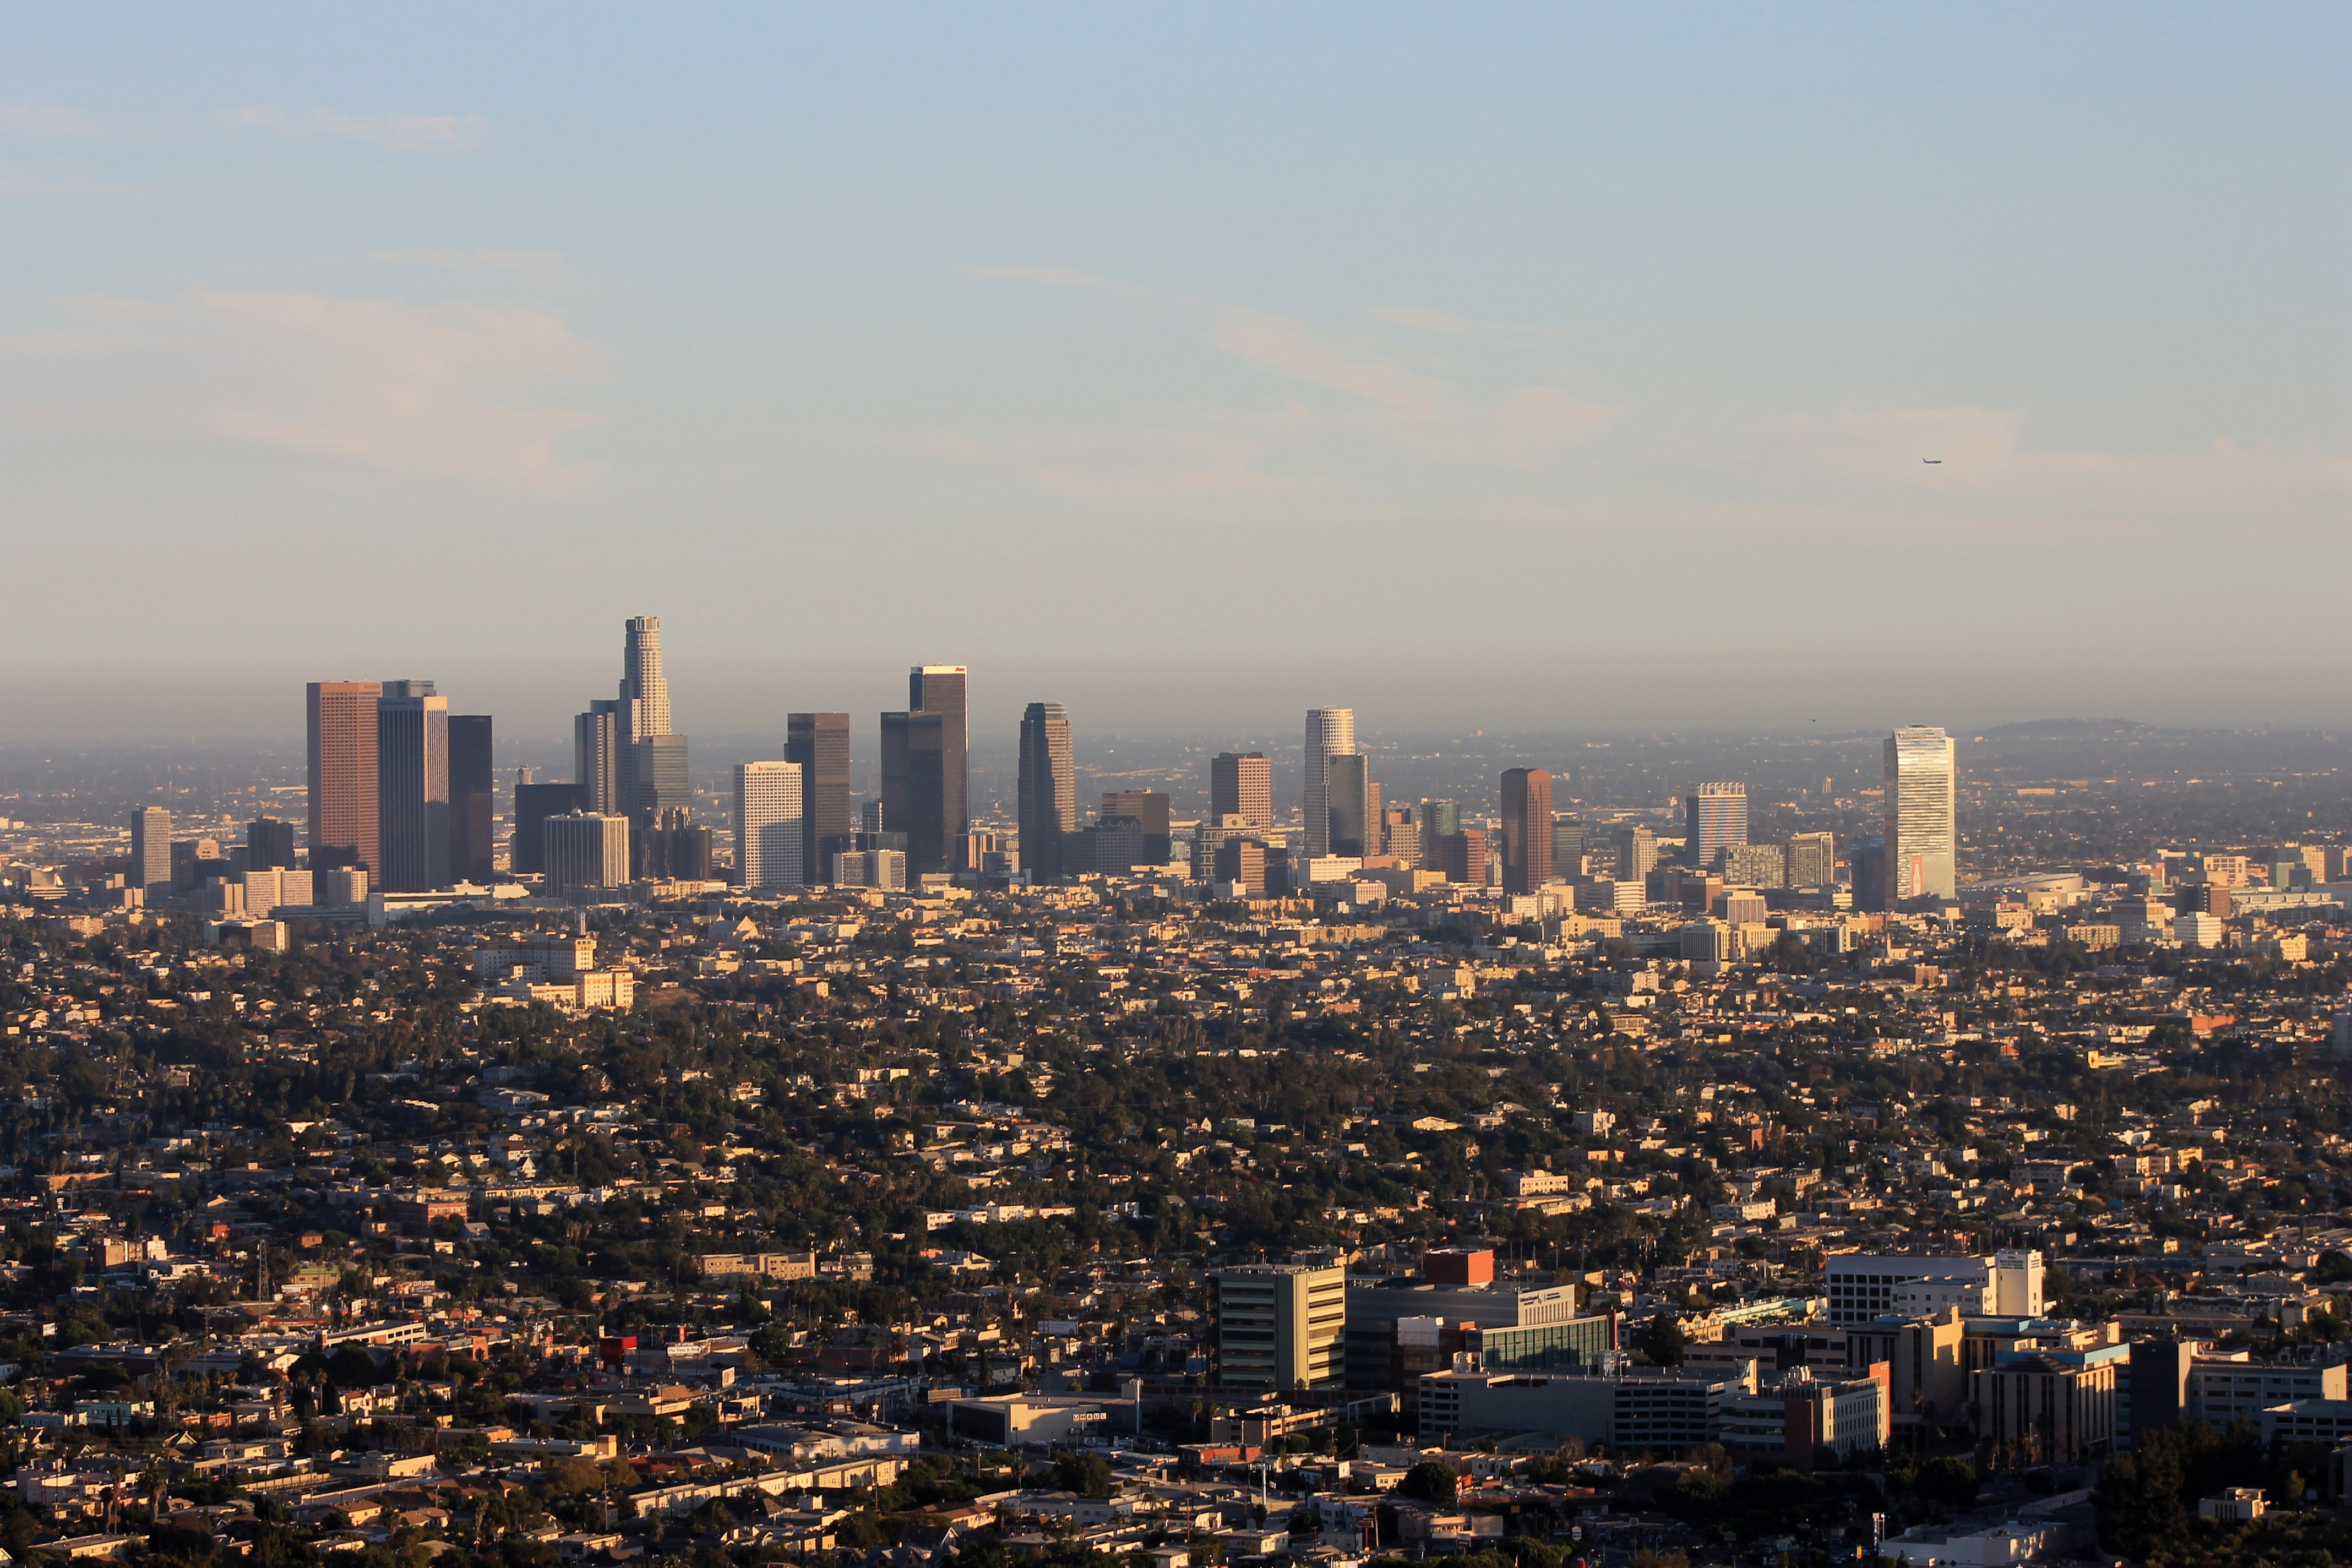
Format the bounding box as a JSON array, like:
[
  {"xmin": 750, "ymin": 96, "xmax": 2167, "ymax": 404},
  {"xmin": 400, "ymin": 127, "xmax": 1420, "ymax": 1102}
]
[{"xmin": 3, "ymin": 9, "xmax": 2345, "ymax": 742}]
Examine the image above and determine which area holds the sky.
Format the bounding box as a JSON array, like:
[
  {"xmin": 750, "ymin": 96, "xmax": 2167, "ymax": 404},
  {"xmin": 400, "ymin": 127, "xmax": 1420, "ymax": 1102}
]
[{"xmin": 3, "ymin": 4, "xmax": 2347, "ymax": 753}]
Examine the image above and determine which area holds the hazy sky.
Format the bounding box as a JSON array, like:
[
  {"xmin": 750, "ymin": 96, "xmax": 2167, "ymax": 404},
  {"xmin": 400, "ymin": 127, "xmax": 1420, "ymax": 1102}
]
[{"xmin": 4, "ymin": 5, "xmax": 2346, "ymax": 750}]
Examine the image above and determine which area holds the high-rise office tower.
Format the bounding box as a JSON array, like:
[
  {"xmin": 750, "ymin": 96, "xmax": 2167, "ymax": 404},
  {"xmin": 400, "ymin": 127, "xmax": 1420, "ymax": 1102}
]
[
  {"xmin": 1885, "ymin": 726, "xmax": 1958, "ymax": 902},
  {"xmin": 1686, "ymin": 782, "xmax": 1750, "ymax": 869},
  {"xmin": 375, "ymin": 682, "xmax": 449, "ymax": 893},
  {"xmin": 513, "ymin": 783, "xmax": 590, "ymax": 876},
  {"xmin": 129, "ymin": 807, "xmax": 172, "ymax": 889},
  {"xmin": 1382, "ymin": 809, "xmax": 1421, "ymax": 870},
  {"xmin": 1303, "ymin": 708, "xmax": 1355, "ymax": 858},
  {"xmin": 787, "ymin": 712, "xmax": 852, "ymax": 885},
  {"xmin": 880, "ymin": 709, "xmax": 950, "ymax": 875},
  {"xmin": 616, "ymin": 616, "xmax": 673, "ymax": 817},
  {"xmin": 545, "ymin": 812, "xmax": 630, "ymax": 897},
  {"xmin": 1616, "ymin": 823, "xmax": 1659, "ymax": 882},
  {"xmin": 1213, "ymin": 835, "xmax": 1269, "ymax": 897},
  {"xmin": 735, "ymin": 761, "xmax": 805, "ymax": 891},
  {"xmin": 632, "ymin": 733, "xmax": 692, "ymax": 823},
  {"xmin": 1422, "ymin": 799, "xmax": 1461, "ymax": 840},
  {"xmin": 1211, "ymin": 752, "xmax": 1273, "ymax": 830},
  {"xmin": 307, "ymin": 680, "xmax": 383, "ymax": 873},
  {"xmin": 1553, "ymin": 816, "xmax": 1586, "ymax": 880},
  {"xmin": 1499, "ymin": 767, "xmax": 1554, "ymax": 895},
  {"xmin": 1017, "ymin": 703, "xmax": 1076, "ymax": 883},
  {"xmin": 1324, "ymin": 753, "xmax": 1371, "ymax": 858},
  {"xmin": 1193, "ymin": 813, "xmax": 1253, "ymax": 885},
  {"xmin": 1208, "ymin": 1262, "xmax": 1348, "ymax": 1389},
  {"xmin": 574, "ymin": 701, "xmax": 621, "ymax": 815},
  {"xmin": 910, "ymin": 665, "xmax": 970, "ymax": 869},
  {"xmin": 447, "ymin": 715, "xmax": 495, "ymax": 884},
  {"xmin": 1787, "ymin": 831, "xmax": 1837, "ymax": 889},
  {"xmin": 1102, "ymin": 790, "xmax": 1172, "ymax": 865},
  {"xmin": 1364, "ymin": 782, "xmax": 1384, "ymax": 856},
  {"xmin": 246, "ymin": 816, "xmax": 298, "ymax": 872}
]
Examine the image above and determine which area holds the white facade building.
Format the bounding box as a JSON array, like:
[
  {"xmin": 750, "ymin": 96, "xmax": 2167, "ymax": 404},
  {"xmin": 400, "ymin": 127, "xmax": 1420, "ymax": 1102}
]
[
  {"xmin": 1883, "ymin": 725, "xmax": 1958, "ymax": 902},
  {"xmin": 734, "ymin": 761, "xmax": 805, "ymax": 891}
]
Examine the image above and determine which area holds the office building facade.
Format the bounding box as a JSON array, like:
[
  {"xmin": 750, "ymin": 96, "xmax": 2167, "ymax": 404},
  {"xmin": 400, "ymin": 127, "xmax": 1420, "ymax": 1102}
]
[
  {"xmin": 911, "ymin": 665, "xmax": 969, "ymax": 869},
  {"xmin": 447, "ymin": 714, "xmax": 495, "ymax": 884},
  {"xmin": 880, "ymin": 709, "xmax": 950, "ymax": 875},
  {"xmin": 513, "ymin": 783, "xmax": 589, "ymax": 876},
  {"xmin": 1102, "ymin": 790, "xmax": 1172, "ymax": 865},
  {"xmin": 786, "ymin": 712, "xmax": 852, "ymax": 885},
  {"xmin": 1325, "ymin": 753, "xmax": 1371, "ymax": 858},
  {"xmin": 246, "ymin": 815, "xmax": 298, "ymax": 873},
  {"xmin": 1787, "ymin": 831, "xmax": 1837, "ymax": 888},
  {"xmin": 1500, "ymin": 767, "xmax": 1554, "ymax": 895},
  {"xmin": 1210, "ymin": 1263, "xmax": 1346, "ymax": 1391},
  {"xmin": 1211, "ymin": 751, "xmax": 1273, "ymax": 830},
  {"xmin": 375, "ymin": 682, "xmax": 449, "ymax": 893},
  {"xmin": 545, "ymin": 812, "xmax": 630, "ymax": 897},
  {"xmin": 735, "ymin": 761, "xmax": 805, "ymax": 891},
  {"xmin": 1017, "ymin": 702, "xmax": 1076, "ymax": 883},
  {"xmin": 1885, "ymin": 725, "xmax": 1958, "ymax": 902},
  {"xmin": 307, "ymin": 680, "xmax": 383, "ymax": 873},
  {"xmin": 1303, "ymin": 708, "xmax": 1355, "ymax": 859},
  {"xmin": 130, "ymin": 807, "xmax": 172, "ymax": 889},
  {"xmin": 1686, "ymin": 782, "xmax": 1749, "ymax": 868}
]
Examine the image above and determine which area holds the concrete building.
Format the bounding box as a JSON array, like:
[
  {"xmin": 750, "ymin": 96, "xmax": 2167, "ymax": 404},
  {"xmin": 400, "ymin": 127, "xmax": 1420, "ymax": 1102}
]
[
  {"xmin": 1845, "ymin": 1308, "xmax": 1968, "ymax": 1429},
  {"xmin": 1210, "ymin": 1263, "xmax": 1346, "ymax": 1391},
  {"xmin": 513, "ymin": 783, "xmax": 589, "ymax": 877},
  {"xmin": 447, "ymin": 714, "xmax": 495, "ymax": 885},
  {"xmin": 1972, "ymin": 1348, "xmax": 2120, "ymax": 1465},
  {"xmin": 1787, "ymin": 831, "xmax": 1837, "ymax": 888},
  {"xmin": 307, "ymin": 680, "xmax": 383, "ymax": 874},
  {"xmin": 1212, "ymin": 751, "xmax": 1273, "ymax": 830},
  {"xmin": 129, "ymin": 807, "xmax": 172, "ymax": 890},
  {"xmin": 1686, "ymin": 782, "xmax": 1749, "ymax": 868},
  {"xmin": 1417, "ymin": 1365, "xmax": 1734, "ymax": 1451},
  {"xmin": 735, "ymin": 761, "xmax": 805, "ymax": 891},
  {"xmin": 1499, "ymin": 768, "xmax": 1554, "ymax": 896},
  {"xmin": 545, "ymin": 813, "xmax": 630, "ymax": 897},
  {"xmin": 1823, "ymin": 1253, "xmax": 2042, "ymax": 1327}
]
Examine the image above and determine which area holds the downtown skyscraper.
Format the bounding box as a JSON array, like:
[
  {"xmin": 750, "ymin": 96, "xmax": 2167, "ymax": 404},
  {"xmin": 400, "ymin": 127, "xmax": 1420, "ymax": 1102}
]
[
  {"xmin": 884, "ymin": 665, "xmax": 968, "ymax": 875},
  {"xmin": 1017, "ymin": 702, "xmax": 1076, "ymax": 883},
  {"xmin": 1685, "ymin": 781, "xmax": 1750, "ymax": 869},
  {"xmin": 786, "ymin": 712, "xmax": 851, "ymax": 886},
  {"xmin": 1303, "ymin": 707, "xmax": 1355, "ymax": 859},
  {"xmin": 1499, "ymin": 767, "xmax": 1554, "ymax": 895},
  {"xmin": 375, "ymin": 680, "xmax": 448, "ymax": 893},
  {"xmin": 734, "ymin": 760, "xmax": 805, "ymax": 890},
  {"xmin": 1211, "ymin": 751, "xmax": 1273, "ymax": 830},
  {"xmin": 1885, "ymin": 725, "xmax": 1958, "ymax": 902},
  {"xmin": 577, "ymin": 616, "xmax": 687, "ymax": 824},
  {"xmin": 307, "ymin": 680, "xmax": 383, "ymax": 874}
]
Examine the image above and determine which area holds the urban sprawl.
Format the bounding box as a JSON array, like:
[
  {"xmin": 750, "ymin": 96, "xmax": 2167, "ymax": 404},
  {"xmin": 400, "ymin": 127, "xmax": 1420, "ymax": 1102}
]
[{"xmin": 1, "ymin": 618, "xmax": 2348, "ymax": 1568}]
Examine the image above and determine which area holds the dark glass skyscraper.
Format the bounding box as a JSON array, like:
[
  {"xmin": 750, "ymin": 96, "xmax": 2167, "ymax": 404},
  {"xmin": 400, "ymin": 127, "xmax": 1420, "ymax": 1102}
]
[
  {"xmin": 448, "ymin": 714, "xmax": 495, "ymax": 884},
  {"xmin": 1325, "ymin": 753, "xmax": 1370, "ymax": 858},
  {"xmin": 880, "ymin": 709, "xmax": 950, "ymax": 875},
  {"xmin": 910, "ymin": 665, "xmax": 969, "ymax": 869},
  {"xmin": 1102, "ymin": 790, "xmax": 1172, "ymax": 865},
  {"xmin": 787, "ymin": 712, "xmax": 852, "ymax": 884},
  {"xmin": 375, "ymin": 680, "xmax": 448, "ymax": 892},
  {"xmin": 513, "ymin": 783, "xmax": 589, "ymax": 876},
  {"xmin": 246, "ymin": 815, "xmax": 298, "ymax": 872},
  {"xmin": 1500, "ymin": 767, "xmax": 1554, "ymax": 895},
  {"xmin": 1017, "ymin": 702, "xmax": 1076, "ymax": 883}
]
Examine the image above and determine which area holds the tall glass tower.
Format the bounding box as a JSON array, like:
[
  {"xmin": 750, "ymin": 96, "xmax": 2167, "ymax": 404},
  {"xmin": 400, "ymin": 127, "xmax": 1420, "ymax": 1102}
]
[
  {"xmin": 1303, "ymin": 707, "xmax": 1355, "ymax": 859},
  {"xmin": 1883, "ymin": 726, "xmax": 1958, "ymax": 902},
  {"xmin": 1017, "ymin": 702, "xmax": 1076, "ymax": 882}
]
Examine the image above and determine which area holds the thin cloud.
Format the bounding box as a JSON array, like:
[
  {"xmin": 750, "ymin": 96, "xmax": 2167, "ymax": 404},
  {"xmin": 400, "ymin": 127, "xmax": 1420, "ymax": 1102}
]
[
  {"xmin": 0, "ymin": 161, "xmax": 155, "ymax": 200},
  {"xmin": 1212, "ymin": 307, "xmax": 1447, "ymax": 417},
  {"xmin": 3, "ymin": 287, "xmax": 602, "ymax": 490},
  {"xmin": 7, "ymin": 101, "xmax": 104, "ymax": 139},
  {"xmin": 968, "ymin": 264, "xmax": 1125, "ymax": 292},
  {"xmin": 372, "ymin": 248, "xmax": 564, "ymax": 279},
  {"xmin": 911, "ymin": 426, "xmax": 1286, "ymax": 503},
  {"xmin": 1371, "ymin": 305, "xmax": 1571, "ymax": 344},
  {"xmin": 224, "ymin": 106, "xmax": 484, "ymax": 151}
]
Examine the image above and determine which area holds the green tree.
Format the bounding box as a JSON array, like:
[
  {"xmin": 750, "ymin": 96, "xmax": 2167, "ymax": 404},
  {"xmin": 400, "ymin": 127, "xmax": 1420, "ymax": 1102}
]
[{"xmin": 1401, "ymin": 1461, "xmax": 1457, "ymax": 1506}]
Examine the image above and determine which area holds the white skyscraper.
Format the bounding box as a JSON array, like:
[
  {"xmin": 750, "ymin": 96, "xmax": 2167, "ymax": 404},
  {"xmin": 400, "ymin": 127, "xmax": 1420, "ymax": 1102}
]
[
  {"xmin": 1303, "ymin": 708, "xmax": 1356, "ymax": 859},
  {"xmin": 1883, "ymin": 725, "xmax": 1957, "ymax": 903},
  {"xmin": 735, "ymin": 761, "xmax": 805, "ymax": 890}
]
